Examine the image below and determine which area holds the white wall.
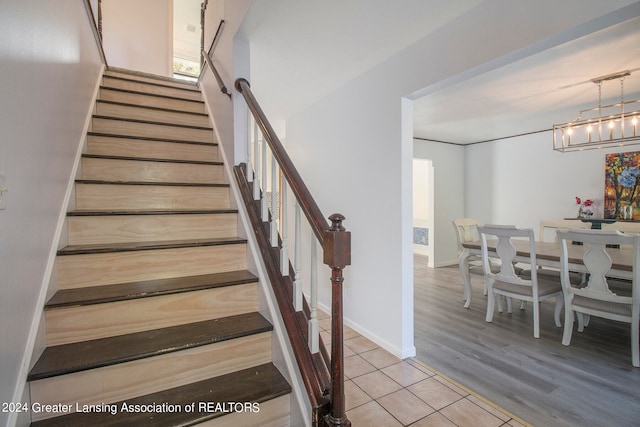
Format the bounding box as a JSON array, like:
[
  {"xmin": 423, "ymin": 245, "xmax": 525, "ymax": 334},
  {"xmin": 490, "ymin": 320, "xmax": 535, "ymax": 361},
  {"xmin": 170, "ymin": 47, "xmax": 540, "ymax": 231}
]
[
  {"xmin": 102, "ymin": 0, "xmax": 173, "ymax": 76},
  {"xmin": 466, "ymin": 132, "xmax": 616, "ymax": 234},
  {"xmin": 280, "ymin": 0, "xmax": 637, "ymax": 358},
  {"xmin": 0, "ymin": 1, "xmax": 103, "ymax": 425},
  {"xmin": 414, "ymin": 141, "xmax": 465, "ymax": 267}
]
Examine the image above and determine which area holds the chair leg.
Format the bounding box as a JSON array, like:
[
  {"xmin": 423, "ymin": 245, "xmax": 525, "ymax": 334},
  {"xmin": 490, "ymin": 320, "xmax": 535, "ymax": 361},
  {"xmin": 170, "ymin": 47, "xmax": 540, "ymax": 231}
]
[
  {"xmin": 562, "ymin": 305, "xmax": 574, "ymax": 346},
  {"xmin": 519, "ymin": 300, "xmax": 526, "ymax": 310},
  {"xmin": 577, "ymin": 313, "xmax": 585, "ymax": 332},
  {"xmin": 486, "ymin": 291, "xmax": 495, "ymax": 323},
  {"xmin": 506, "ymin": 297, "xmax": 512, "ymax": 314},
  {"xmin": 632, "ymin": 313, "xmax": 639, "ymax": 368},
  {"xmin": 553, "ymin": 295, "xmax": 563, "ymax": 328},
  {"xmin": 533, "ymin": 298, "xmax": 540, "ymax": 338}
]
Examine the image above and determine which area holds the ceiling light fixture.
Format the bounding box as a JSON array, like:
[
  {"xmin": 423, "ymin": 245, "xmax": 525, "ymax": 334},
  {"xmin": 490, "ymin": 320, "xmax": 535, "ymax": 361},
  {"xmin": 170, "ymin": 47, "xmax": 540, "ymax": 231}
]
[{"xmin": 553, "ymin": 70, "xmax": 640, "ymax": 152}]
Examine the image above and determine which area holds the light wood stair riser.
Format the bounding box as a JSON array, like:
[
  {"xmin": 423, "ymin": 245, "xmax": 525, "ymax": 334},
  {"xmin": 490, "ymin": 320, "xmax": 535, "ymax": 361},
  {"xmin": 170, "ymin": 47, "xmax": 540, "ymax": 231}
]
[
  {"xmin": 68, "ymin": 213, "xmax": 238, "ymax": 245},
  {"xmin": 194, "ymin": 395, "xmax": 290, "ymax": 427},
  {"xmin": 95, "ymin": 102, "xmax": 210, "ymax": 128},
  {"xmin": 104, "ymin": 70, "xmax": 199, "ymax": 91},
  {"xmin": 45, "ymin": 283, "xmax": 257, "ymax": 345},
  {"xmin": 75, "ymin": 183, "xmax": 229, "ymax": 211},
  {"xmin": 102, "ymin": 76, "xmax": 202, "ymax": 101},
  {"xmin": 57, "ymin": 244, "xmax": 247, "ymax": 289},
  {"xmin": 30, "ymin": 333, "xmax": 272, "ymax": 421},
  {"xmin": 87, "ymin": 134, "xmax": 218, "ymax": 162},
  {"xmin": 99, "ymin": 88, "xmax": 206, "ymax": 114},
  {"xmin": 81, "ymin": 157, "xmax": 224, "ymax": 184},
  {"xmin": 92, "ymin": 117, "xmax": 214, "ymax": 143}
]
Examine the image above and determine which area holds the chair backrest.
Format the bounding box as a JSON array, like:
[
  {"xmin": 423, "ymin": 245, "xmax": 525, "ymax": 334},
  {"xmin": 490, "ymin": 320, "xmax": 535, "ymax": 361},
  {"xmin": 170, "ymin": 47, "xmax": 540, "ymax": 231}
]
[
  {"xmin": 539, "ymin": 219, "xmax": 591, "ymax": 242},
  {"xmin": 478, "ymin": 225, "xmax": 537, "ymax": 287},
  {"xmin": 452, "ymin": 218, "xmax": 480, "ymax": 253},
  {"xmin": 556, "ymin": 229, "xmax": 640, "ymax": 305}
]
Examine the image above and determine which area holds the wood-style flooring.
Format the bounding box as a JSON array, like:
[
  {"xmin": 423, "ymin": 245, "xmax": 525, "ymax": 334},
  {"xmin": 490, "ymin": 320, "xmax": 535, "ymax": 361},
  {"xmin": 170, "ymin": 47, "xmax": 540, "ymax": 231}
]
[{"xmin": 413, "ymin": 255, "xmax": 640, "ymax": 427}]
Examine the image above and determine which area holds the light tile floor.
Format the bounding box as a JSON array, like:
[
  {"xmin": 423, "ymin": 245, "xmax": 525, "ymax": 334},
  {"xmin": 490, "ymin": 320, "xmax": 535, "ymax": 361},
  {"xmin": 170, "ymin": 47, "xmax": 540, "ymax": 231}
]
[{"xmin": 318, "ymin": 312, "xmax": 531, "ymax": 427}]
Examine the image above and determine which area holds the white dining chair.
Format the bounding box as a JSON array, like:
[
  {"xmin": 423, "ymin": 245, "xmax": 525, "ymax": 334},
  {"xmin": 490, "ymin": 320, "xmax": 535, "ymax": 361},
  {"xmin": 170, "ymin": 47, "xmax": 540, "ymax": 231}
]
[
  {"xmin": 528, "ymin": 219, "xmax": 591, "ymax": 286},
  {"xmin": 557, "ymin": 228, "xmax": 640, "ymax": 367},
  {"xmin": 479, "ymin": 225, "xmax": 563, "ymax": 338},
  {"xmin": 539, "ymin": 219, "xmax": 591, "ymax": 242},
  {"xmin": 453, "ymin": 218, "xmax": 482, "ymax": 274}
]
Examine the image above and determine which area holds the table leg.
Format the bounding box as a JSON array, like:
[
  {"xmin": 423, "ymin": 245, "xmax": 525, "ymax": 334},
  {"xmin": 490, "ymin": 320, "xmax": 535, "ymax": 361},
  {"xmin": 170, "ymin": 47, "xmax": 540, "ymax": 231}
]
[{"xmin": 458, "ymin": 249, "xmax": 472, "ymax": 308}]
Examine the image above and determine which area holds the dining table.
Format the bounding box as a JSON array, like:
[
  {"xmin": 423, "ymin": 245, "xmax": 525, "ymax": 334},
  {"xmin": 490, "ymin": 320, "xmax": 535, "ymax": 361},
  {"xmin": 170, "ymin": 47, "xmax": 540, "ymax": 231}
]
[{"xmin": 459, "ymin": 239, "xmax": 634, "ymax": 308}]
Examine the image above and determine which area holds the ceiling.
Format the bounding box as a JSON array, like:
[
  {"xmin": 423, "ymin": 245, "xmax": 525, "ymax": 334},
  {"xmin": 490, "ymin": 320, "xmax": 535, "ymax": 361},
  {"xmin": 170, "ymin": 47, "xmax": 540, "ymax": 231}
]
[
  {"xmin": 413, "ymin": 15, "xmax": 640, "ymax": 144},
  {"xmin": 237, "ymin": 1, "xmax": 640, "ymax": 145}
]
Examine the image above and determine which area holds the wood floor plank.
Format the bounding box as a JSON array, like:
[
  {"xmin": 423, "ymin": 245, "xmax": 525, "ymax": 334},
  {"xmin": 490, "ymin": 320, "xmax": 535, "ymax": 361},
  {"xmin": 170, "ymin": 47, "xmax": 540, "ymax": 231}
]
[{"xmin": 413, "ymin": 255, "xmax": 640, "ymax": 427}]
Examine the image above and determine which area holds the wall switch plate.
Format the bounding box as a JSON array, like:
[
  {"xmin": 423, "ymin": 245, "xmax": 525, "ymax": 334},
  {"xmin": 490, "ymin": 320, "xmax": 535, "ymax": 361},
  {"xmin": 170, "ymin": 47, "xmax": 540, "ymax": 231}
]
[{"xmin": 0, "ymin": 187, "xmax": 6, "ymax": 210}]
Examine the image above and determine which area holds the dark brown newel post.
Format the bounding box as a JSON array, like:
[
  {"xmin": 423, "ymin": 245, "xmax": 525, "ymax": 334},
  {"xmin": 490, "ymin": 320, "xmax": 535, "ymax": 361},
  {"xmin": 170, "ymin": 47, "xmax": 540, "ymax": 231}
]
[{"xmin": 323, "ymin": 214, "xmax": 351, "ymax": 427}]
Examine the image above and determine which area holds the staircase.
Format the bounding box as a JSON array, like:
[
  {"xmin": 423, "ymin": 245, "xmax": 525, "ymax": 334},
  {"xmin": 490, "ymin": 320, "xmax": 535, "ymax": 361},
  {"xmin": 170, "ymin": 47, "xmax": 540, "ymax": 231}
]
[{"xmin": 27, "ymin": 69, "xmax": 291, "ymax": 426}]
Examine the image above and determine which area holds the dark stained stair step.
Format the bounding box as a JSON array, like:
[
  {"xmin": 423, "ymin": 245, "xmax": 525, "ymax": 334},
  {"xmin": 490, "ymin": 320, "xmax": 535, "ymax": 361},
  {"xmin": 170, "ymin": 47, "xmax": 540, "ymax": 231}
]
[
  {"xmin": 30, "ymin": 363, "xmax": 290, "ymax": 427},
  {"xmin": 93, "ymin": 115, "xmax": 213, "ymax": 131},
  {"xmin": 67, "ymin": 209, "xmax": 238, "ymax": 217},
  {"xmin": 28, "ymin": 312, "xmax": 272, "ymax": 381},
  {"xmin": 82, "ymin": 153, "xmax": 223, "ymax": 166},
  {"xmin": 45, "ymin": 270, "xmax": 258, "ymax": 309},
  {"xmin": 75, "ymin": 179, "xmax": 229, "ymax": 187},
  {"xmin": 95, "ymin": 99, "xmax": 208, "ymax": 116},
  {"xmin": 57, "ymin": 237, "xmax": 247, "ymax": 256},
  {"xmin": 87, "ymin": 131, "xmax": 217, "ymax": 146}
]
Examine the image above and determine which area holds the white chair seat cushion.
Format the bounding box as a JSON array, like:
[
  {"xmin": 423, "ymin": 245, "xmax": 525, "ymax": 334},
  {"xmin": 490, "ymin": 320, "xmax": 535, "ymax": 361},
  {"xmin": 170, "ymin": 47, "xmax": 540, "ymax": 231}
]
[
  {"xmin": 572, "ymin": 295, "xmax": 632, "ymax": 317},
  {"xmin": 520, "ymin": 268, "xmax": 583, "ymax": 285},
  {"xmin": 493, "ymin": 278, "xmax": 561, "ymax": 297}
]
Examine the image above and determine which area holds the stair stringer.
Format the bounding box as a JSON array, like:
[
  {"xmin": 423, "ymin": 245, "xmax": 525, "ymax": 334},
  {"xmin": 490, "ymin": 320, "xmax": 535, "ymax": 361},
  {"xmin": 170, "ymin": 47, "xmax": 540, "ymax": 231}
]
[
  {"xmin": 8, "ymin": 63, "xmax": 106, "ymax": 427},
  {"xmin": 201, "ymin": 89, "xmax": 311, "ymax": 427}
]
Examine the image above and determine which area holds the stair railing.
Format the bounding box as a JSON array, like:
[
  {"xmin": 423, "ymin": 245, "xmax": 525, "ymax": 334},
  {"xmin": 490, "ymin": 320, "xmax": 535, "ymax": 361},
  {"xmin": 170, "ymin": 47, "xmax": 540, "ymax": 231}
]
[
  {"xmin": 83, "ymin": 0, "xmax": 107, "ymax": 65},
  {"xmin": 234, "ymin": 78, "xmax": 351, "ymax": 427},
  {"xmin": 199, "ymin": 19, "xmax": 230, "ymax": 98}
]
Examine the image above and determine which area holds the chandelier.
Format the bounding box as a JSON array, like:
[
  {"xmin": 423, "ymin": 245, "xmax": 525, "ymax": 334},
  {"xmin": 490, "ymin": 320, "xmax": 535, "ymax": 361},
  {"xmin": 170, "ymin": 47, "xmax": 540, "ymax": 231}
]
[{"xmin": 553, "ymin": 70, "xmax": 640, "ymax": 152}]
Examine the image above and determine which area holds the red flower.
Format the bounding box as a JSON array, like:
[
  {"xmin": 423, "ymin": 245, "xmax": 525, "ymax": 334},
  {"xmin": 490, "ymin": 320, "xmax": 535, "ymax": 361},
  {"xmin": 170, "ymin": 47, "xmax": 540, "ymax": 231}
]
[
  {"xmin": 575, "ymin": 197, "xmax": 581, "ymax": 205},
  {"xmin": 584, "ymin": 199, "xmax": 593, "ymax": 207}
]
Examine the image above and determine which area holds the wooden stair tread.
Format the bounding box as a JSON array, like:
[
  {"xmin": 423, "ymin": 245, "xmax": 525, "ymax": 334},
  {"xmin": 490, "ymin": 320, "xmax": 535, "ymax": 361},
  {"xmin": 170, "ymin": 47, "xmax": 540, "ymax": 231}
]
[
  {"xmin": 45, "ymin": 270, "xmax": 258, "ymax": 308},
  {"xmin": 67, "ymin": 209, "xmax": 238, "ymax": 216},
  {"xmin": 30, "ymin": 363, "xmax": 290, "ymax": 426},
  {"xmin": 96, "ymin": 99, "xmax": 208, "ymax": 117},
  {"xmin": 57, "ymin": 237, "xmax": 247, "ymax": 255},
  {"xmin": 82, "ymin": 153, "xmax": 223, "ymax": 166},
  {"xmin": 28, "ymin": 312, "xmax": 272, "ymax": 381},
  {"xmin": 87, "ymin": 131, "xmax": 217, "ymax": 146},
  {"xmin": 106, "ymin": 67, "xmax": 200, "ymax": 87},
  {"xmin": 99, "ymin": 86, "xmax": 205, "ymax": 104},
  {"xmin": 75, "ymin": 179, "xmax": 229, "ymax": 187},
  {"xmin": 93, "ymin": 115, "xmax": 213, "ymax": 131},
  {"xmin": 103, "ymin": 74, "xmax": 201, "ymax": 93}
]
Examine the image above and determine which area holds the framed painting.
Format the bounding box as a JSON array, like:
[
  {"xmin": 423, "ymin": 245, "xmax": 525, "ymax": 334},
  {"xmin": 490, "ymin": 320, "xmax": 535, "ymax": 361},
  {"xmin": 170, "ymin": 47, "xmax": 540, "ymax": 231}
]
[{"xmin": 604, "ymin": 151, "xmax": 640, "ymax": 219}]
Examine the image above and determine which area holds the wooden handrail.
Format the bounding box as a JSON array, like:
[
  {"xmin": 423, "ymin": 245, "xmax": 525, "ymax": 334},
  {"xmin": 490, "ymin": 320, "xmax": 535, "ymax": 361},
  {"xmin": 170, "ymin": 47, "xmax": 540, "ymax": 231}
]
[
  {"xmin": 235, "ymin": 78, "xmax": 329, "ymax": 243},
  {"xmin": 83, "ymin": 0, "xmax": 108, "ymax": 66},
  {"xmin": 201, "ymin": 50, "xmax": 231, "ymax": 98},
  {"xmin": 234, "ymin": 78, "xmax": 351, "ymax": 426}
]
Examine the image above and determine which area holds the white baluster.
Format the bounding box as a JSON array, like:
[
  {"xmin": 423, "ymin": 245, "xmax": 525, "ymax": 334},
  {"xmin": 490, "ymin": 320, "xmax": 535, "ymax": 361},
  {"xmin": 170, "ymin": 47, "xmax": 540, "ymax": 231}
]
[
  {"xmin": 252, "ymin": 122, "xmax": 260, "ymax": 200},
  {"xmin": 246, "ymin": 114, "xmax": 254, "ymax": 183},
  {"xmin": 270, "ymin": 155, "xmax": 278, "ymax": 247},
  {"xmin": 293, "ymin": 202, "xmax": 302, "ymax": 311},
  {"xmin": 261, "ymin": 136, "xmax": 268, "ymax": 222},
  {"xmin": 309, "ymin": 238, "xmax": 319, "ymax": 353},
  {"xmin": 280, "ymin": 177, "xmax": 289, "ymax": 275}
]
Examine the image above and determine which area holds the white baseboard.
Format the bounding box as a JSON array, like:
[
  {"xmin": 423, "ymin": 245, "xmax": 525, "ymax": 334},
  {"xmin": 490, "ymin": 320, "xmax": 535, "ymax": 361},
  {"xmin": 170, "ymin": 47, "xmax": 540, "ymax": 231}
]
[{"xmin": 316, "ymin": 300, "xmax": 416, "ymax": 360}]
